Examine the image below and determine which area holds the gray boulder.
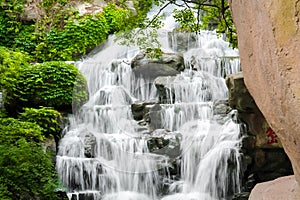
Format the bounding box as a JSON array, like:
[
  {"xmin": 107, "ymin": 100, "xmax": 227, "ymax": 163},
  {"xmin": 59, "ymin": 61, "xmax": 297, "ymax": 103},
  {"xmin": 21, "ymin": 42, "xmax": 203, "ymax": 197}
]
[{"xmin": 131, "ymin": 51, "xmax": 185, "ymax": 79}]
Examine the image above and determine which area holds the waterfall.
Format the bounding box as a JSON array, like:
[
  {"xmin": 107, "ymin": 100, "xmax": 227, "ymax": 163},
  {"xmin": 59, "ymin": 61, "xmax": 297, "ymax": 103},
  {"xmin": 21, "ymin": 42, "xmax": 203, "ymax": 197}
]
[{"xmin": 56, "ymin": 7, "xmax": 243, "ymax": 200}]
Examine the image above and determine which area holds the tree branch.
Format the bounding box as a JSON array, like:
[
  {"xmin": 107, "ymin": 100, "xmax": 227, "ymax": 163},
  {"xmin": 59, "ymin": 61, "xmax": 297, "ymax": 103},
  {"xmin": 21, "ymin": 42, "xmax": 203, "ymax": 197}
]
[
  {"xmin": 146, "ymin": 1, "xmax": 172, "ymax": 28},
  {"xmin": 184, "ymin": 0, "xmax": 221, "ymax": 9}
]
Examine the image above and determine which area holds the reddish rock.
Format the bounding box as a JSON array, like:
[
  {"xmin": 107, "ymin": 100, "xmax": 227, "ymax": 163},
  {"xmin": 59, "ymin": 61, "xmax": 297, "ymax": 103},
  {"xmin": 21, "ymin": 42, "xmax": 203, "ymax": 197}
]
[
  {"xmin": 229, "ymin": 0, "xmax": 300, "ymax": 196},
  {"xmin": 249, "ymin": 175, "xmax": 300, "ymax": 200}
]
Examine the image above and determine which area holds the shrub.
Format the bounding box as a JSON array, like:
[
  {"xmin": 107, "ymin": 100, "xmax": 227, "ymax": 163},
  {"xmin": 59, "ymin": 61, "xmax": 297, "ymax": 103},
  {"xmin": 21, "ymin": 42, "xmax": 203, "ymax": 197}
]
[
  {"xmin": 19, "ymin": 107, "xmax": 62, "ymax": 139},
  {"xmin": 0, "ymin": 47, "xmax": 31, "ymax": 89},
  {"xmin": 103, "ymin": 3, "xmax": 128, "ymax": 33},
  {"xmin": 2, "ymin": 61, "xmax": 88, "ymax": 115},
  {"xmin": 0, "ymin": 118, "xmax": 60, "ymax": 200},
  {"xmin": 35, "ymin": 12, "xmax": 110, "ymax": 61},
  {"xmin": 0, "ymin": 118, "xmax": 44, "ymax": 144}
]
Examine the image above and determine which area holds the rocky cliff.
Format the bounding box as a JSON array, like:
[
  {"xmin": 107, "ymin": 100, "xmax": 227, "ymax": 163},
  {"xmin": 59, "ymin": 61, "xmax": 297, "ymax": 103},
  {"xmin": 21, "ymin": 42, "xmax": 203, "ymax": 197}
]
[{"xmin": 229, "ymin": 0, "xmax": 300, "ymax": 198}]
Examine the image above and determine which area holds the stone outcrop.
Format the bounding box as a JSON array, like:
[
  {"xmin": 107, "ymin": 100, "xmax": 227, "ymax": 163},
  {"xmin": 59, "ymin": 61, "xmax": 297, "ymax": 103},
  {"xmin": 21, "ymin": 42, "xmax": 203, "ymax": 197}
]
[
  {"xmin": 131, "ymin": 51, "xmax": 185, "ymax": 79},
  {"xmin": 229, "ymin": 0, "xmax": 300, "ymax": 198},
  {"xmin": 226, "ymin": 72, "xmax": 293, "ymax": 196},
  {"xmin": 226, "ymin": 72, "xmax": 283, "ymax": 148}
]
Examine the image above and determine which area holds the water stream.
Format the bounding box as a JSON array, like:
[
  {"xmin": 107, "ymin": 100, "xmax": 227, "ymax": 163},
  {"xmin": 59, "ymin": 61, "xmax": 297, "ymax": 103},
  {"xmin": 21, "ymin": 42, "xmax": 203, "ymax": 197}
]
[{"xmin": 56, "ymin": 9, "xmax": 243, "ymax": 200}]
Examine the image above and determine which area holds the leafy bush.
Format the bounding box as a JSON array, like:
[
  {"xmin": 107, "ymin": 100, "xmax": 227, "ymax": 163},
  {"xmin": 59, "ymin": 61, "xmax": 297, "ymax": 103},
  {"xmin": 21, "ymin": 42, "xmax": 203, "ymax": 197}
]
[
  {"xmin": 0, "ymin": 1, "xmax": 27, "ymax": 49},
  {"xmin": 35, "ymin": 12, "xmax": 110, "ymax": 61},
  {"xmin": 0, "ymin": 118, "xmax": 44, "ymax": 144},
  {"xmin": 2, "ymin": 61, "xmax": 88, "ymax": 115},
  {"xmin": 0, "ymin": 118, "xmax": 60, "ymax": 200},
  {"xmin": 103, "ymin": 3, "xmax": 128, "ymax": 33},
  {"xmin": 0, "ymin": 47, "xmax": 31, "ymax": 88},
  {"xmin": 19, "ymin": 107, "xmax": 62, "ymax": 139}
]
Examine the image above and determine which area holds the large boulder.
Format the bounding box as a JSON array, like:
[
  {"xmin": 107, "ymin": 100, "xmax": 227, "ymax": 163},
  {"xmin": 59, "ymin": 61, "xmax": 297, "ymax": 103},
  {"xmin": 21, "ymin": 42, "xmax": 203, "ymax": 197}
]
[
  {"xmin": 131, "ymin": 51, "xmax": 185, "ymax": 79},
  {"xmin": 249, "ymin": 176, "xmax": 299, "ymax": 200},
  {"xmin": 229, "ymin": 0, "xmax": 300, "ymax": 198}
]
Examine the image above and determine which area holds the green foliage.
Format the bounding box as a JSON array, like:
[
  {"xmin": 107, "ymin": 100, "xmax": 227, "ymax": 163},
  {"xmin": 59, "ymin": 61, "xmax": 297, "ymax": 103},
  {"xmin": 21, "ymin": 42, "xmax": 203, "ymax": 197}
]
[
  {"xmin": 103, "ymin": 3, "xmax": 129, "ymax": 33},
  {"xmin": 0, "ymin": 0, "xmax": 28, "ymax": 48},
  {"xmin": 35, "ymin": 12, "xmax": 110, "ymax": 61},
  {"xmin": 0, "ymin": 118, "xmax": 44, "ymax": 144},
  {"xmin": 19, "ymin": 107, "xmax": 62, "ymax": 139},
  {"xmin": 0, "ymin": 0, "xmax": 151, "ymax": 62},
  {"xmin": 0, "ymin": 47, "xmax": 31, "ymax": 87},
  {"xmin": 2, "ymin": 61, "xmax": 88, "ymax": 115},
  {"xmin": 199, "ymin": 0, "xmax": 237, "ymax": 47},
  {"xmin": 116, "ymin": 28, "xmax": 163, "ymax": 59},
  {"xmin": 173, "ymin": 8, "xmax": 197, "ymax": 32},
  {"xmin": 0, "ymin": 117, "xmax": 60, "ymax": 199}
]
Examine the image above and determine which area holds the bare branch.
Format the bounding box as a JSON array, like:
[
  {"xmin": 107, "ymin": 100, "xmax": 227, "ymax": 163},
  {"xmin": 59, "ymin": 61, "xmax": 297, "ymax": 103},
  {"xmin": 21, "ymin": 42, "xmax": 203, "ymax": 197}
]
[
  {"xmin": 146, "ymin": 1, "xmax": 172, "ymax": 28},
  {"xmin": 196, "ymin": 4, "xmax": 201, "ymax": 33},
  {"xmin": 184, "ymin": 0, "xmax": 221, "ymax": 9}
]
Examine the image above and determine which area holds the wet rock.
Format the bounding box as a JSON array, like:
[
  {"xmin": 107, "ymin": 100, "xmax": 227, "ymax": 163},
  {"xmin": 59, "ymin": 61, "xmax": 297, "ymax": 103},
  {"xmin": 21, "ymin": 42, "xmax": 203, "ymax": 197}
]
[
  {"xmin": 226, "ymin": 72, "xmax": 256, "ymax": 113},
  {"xmin": 154, "ymin": 76, "xmax": 176, "ymax": 103},
  {"xmin": 168, "ymin": 31, "xmax": 197, "ymax": 52},
  {"xmin": 146, "ymin": 104, "xmax": 163, "ymax": 131},
  {"xmin": 131, "ymin": 100, "xmax": 157, "ymax": 121},
  {"xmin": 212, "ymin": 99, "xmax": 232, "ymax": 124},
  {"xmin": 241, "ymin": 135, "xmax": 256, "ymax": 150},
  {"xmin": 70, "ymin": 192, "xmax": 101, "ymax": 200},
  {"xmin": 54, "ymin": 188, "xmax": 69, "ymax": 199},
  {"xmin": 213, "ymin": 99, "xmax": 230, "ymax": 115},
  {"xmin": 232, "ymin": 192, "xmax": 250, "ymax": 200},
  {"xmin": 131, "ymin": 51, "xmax": 185, "ymax": 79},
  {"xmin": 84, "ymin": 132, "xmax": 96, "ymax": 158},
  {"xmin": 147, "ymin": 129, "xmax": 181, "ymax": 160}
]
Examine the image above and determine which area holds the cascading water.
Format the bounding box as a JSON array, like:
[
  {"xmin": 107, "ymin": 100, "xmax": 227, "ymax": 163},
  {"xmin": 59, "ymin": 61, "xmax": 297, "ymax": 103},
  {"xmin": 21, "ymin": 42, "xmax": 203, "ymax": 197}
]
[{"xmin": 56, "ymin": 5, "xmax": 243, "ymax": 200}]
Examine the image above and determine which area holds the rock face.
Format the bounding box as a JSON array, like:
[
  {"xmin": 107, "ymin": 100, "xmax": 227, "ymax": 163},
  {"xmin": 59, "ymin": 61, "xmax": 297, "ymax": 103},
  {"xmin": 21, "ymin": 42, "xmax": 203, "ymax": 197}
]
[
  {"xmin": 226, "ymin": 72, "xmax": 283, "ymax": 148},
  {"xmin": 226, "ymin": 72, "xmax": 293, "ymax": 195},
  {"xmin": 229, "ymin": 0, "xmax": 300, "ymax": 197}
]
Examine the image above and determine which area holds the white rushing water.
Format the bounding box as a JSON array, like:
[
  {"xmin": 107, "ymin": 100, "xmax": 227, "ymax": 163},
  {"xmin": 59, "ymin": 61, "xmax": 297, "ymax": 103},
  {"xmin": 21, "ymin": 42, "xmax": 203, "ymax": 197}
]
[{"xmin": 56, "ymin": 5, "xmax": 243, "ymax": 200}]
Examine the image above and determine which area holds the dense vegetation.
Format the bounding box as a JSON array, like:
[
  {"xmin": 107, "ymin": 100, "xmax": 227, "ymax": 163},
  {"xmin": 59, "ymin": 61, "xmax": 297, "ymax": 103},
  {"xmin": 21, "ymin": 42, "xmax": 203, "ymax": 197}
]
[
  {"xmin": 2, "ymin": 61, "xmax": 88, "ymax": 115},
  {"xmin": 0, "ymin": 0, "xmax": 235, "ymax": 198},
  {"xmin": 0, "ymin": 0, "xmax": 153, "ymax": 62},
  {"xmin": 0, "ymin": 117, "xmax": 60, "ymax": 200}
]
